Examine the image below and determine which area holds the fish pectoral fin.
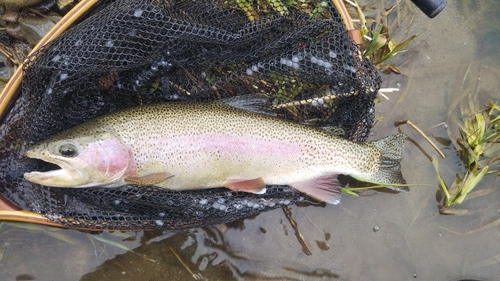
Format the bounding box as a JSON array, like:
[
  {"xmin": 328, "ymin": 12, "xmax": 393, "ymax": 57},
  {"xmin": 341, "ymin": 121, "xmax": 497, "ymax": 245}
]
[
  {"xmin": 224, "ymin": 178, "xmax": 267, "ymax": 194},
  {"xmin": 289, "ymin": 174, "xmax": 341, "ymax": 204},
  {"xmin": 124, "ymin": 172, "xmax": 173, "ymax": 186}
]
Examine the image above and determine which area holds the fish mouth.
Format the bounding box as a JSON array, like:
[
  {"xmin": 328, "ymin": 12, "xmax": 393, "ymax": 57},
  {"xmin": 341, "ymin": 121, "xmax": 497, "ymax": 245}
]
[
  {"xmin": 24, "ymin": 169, "xmax": 75, "ymax": 186},
  {"xmin": 24, "ymin": 150, "xmax": 85, "ymax": 188},
  {"xmin": 27, "ymin": 159, "xmax": 61, "ymax": 174}
]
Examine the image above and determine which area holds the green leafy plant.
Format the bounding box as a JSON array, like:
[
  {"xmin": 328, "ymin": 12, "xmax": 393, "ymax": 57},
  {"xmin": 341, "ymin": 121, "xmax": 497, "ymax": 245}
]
[
  {"xmin": 435, "ymin": 101, "xmax": 500, "ymax": 214},
  {"xmin": 347, "ymin": 1, "xmax": 419, "ymax": 73}
]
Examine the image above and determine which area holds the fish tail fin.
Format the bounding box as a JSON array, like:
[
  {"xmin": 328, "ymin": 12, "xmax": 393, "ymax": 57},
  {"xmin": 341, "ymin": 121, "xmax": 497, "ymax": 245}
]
[{"xmin": 367, "ymin": 134, "xmax": 408, "ymax": 191}]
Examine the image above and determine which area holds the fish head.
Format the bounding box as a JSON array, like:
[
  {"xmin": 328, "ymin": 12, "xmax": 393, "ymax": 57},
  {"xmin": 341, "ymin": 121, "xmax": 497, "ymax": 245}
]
[{"xmin": 24, "ymin": 132, "xmax": 135, "ymax": 188}]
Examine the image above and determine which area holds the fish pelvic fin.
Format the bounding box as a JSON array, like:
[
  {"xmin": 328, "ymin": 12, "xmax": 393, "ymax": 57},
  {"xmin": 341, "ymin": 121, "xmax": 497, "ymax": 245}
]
[
  {"xmin": 289, "ymin": 174, "xmax": 342, "ymax": 204},
  {"xmin": 364, "ymin": 134, "xmax": 408, "ymax": 191},
  {"xmin": 225, "ymin": 177, "xmax": 267, "ymax": 194}
]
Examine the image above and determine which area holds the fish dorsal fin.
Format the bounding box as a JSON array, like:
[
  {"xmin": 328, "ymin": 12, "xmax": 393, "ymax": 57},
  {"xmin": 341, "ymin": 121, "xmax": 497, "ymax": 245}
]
[
  {"xmin": 219, "ymin": 95, "xmax": 277, "ymax": 117},
  {"xmin": 124, "ymin": 172, "xmax": 173, "ymax": 186},
  {"xmin": 321, "ymin": 126, "xmax": 345, "ymax": 137},
  {"xmin": 224, "ymin": 177, "xmax": 267, "ymax": 194},
  {"xmin": 289, "ymin": 174, "xmax": 342, "ymax": 204}
]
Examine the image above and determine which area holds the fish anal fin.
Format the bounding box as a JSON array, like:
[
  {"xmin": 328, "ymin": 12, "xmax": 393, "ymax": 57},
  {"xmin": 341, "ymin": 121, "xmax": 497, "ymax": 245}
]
[
  {"xmin": 225, "ymin": 178, "xmax": 267, "ymax": 194},
  {"xmin": 124, "ymin": 172, "xmax": 173, "ymax": 186},
  {"xmin": 289, "ymin": 174, "xmax": 341, "ymax": 204}
]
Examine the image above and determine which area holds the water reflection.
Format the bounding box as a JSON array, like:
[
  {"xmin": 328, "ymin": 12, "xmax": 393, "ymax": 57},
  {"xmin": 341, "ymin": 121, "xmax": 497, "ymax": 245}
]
[{"xmin": 80, "ymin": 216, "xmax": 344, "ymax": 281}]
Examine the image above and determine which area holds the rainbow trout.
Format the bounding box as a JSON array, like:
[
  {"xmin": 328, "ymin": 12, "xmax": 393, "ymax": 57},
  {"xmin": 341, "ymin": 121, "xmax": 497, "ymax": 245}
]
[{"xmin": 24, "ymin": 99, "xmax": 407, "ymax": 204}]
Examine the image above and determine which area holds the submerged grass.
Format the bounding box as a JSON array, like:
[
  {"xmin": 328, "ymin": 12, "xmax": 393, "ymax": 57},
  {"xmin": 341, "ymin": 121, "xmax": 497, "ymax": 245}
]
[
  {"xmin": 88, "ymin": 232, "xmax": 156, "ymax": 262},
  {"xmin": 435, "ymin": 100, "xmax": 500, "ymax": 214},
  {"xmin": 0, "ymin": 221, "xmax": 154, "ymax": 263},
  {"xmin": 0, "ymin": 221, "xmax": 80, "ymax": 245}
]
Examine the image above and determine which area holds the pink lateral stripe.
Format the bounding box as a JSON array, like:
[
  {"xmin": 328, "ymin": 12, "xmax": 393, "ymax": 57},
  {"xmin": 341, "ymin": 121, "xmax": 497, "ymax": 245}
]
[{"xmin": 133, "ymin": 133, "xmax": 303, "ymax": 157}]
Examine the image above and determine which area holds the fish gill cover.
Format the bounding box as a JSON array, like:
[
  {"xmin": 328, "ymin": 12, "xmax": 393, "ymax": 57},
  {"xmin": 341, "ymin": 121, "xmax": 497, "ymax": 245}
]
[{"xmin": 0, "ymin": 0, "xmax": 380, "ymax": 230}]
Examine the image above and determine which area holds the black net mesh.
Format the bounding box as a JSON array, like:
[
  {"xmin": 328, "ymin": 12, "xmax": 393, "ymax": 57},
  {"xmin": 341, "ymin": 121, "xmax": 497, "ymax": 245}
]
[{"xmin": 0, "ymin": 0, "xmax": 380, "ymax": 230}]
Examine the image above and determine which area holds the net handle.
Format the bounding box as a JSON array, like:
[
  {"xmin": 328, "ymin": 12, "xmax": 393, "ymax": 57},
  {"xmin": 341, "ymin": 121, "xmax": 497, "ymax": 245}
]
[
  {"xmin": 332, "ymin": 0, "xmax": 361, "ymax": 44},
  {"xmin": 0, "ymin": 193, "xmax": 63, "ymax": 228}
]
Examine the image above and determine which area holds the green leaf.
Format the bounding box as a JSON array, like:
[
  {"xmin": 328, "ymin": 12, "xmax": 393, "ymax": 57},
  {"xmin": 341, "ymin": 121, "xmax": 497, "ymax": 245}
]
[
  {"xmin": 340, "ymin": 188, "xmax": 359, "ymax": 196},
  {"xmin": 454, "ymin": 166, "xmax": 489, "ymax": 205},
  {"xmin": 431, "ymin": 157, "xmax": 451, "ymax": 203},
  {"xmin": 387, "ymin": 39, "xmax": 396, "ymax": 52},
  {"xmin": 380, "ymin": 64, "xmax": 401, "ymax": 74},
  {"xmin": 353, "ymin": 0, "xmax": 367, "ymax": 36},
  {"xmin": 365, "ymin": 34, "xmax": 387, "ymax": 57},
  {"xmin": 364, "ymin": 25, "xmax": 384, "ymax": 57},
  {"xmin": 375, "ymin": 33, "xmax": 419, "ymax": 65}
]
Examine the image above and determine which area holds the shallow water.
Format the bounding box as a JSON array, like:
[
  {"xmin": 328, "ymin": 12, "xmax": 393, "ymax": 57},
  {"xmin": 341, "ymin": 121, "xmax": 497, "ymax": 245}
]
[{"xmin": 1, "ymin": 1, "xmax": 500, "ymax": 280}]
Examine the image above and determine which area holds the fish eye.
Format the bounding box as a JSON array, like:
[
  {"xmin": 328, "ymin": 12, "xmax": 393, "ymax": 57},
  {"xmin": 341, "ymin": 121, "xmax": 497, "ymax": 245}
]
[{"xmin": 59, "ymin": 143, "xmax": 78, "ymax": 157}]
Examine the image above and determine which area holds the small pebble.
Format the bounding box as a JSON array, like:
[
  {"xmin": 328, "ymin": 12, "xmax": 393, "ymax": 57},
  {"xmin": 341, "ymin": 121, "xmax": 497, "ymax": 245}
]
[
  {"xmin": 32, "ymin": 0, "xmax": 56, "ymax": 13},
  {"xmin": 1, "ymin": 11, "xmax": 19, "ymax": 23},
  {"xmin": 372, "ymin": 225, "xmax": 380, "ymax": 233},
  {"xmin": 3, "ymin": 0, "xmax": 43, "ymax": 10},
  {"xmin": 6, "ymin": 23, "xmax": 26, "ymax": 41},
  {"xmin": 20, "ymin": 14, "xmax": 60, "ymax": 46},
  {"xmin": 57, "ymin": 0, "xmax": 75, "ymax": 12}
]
